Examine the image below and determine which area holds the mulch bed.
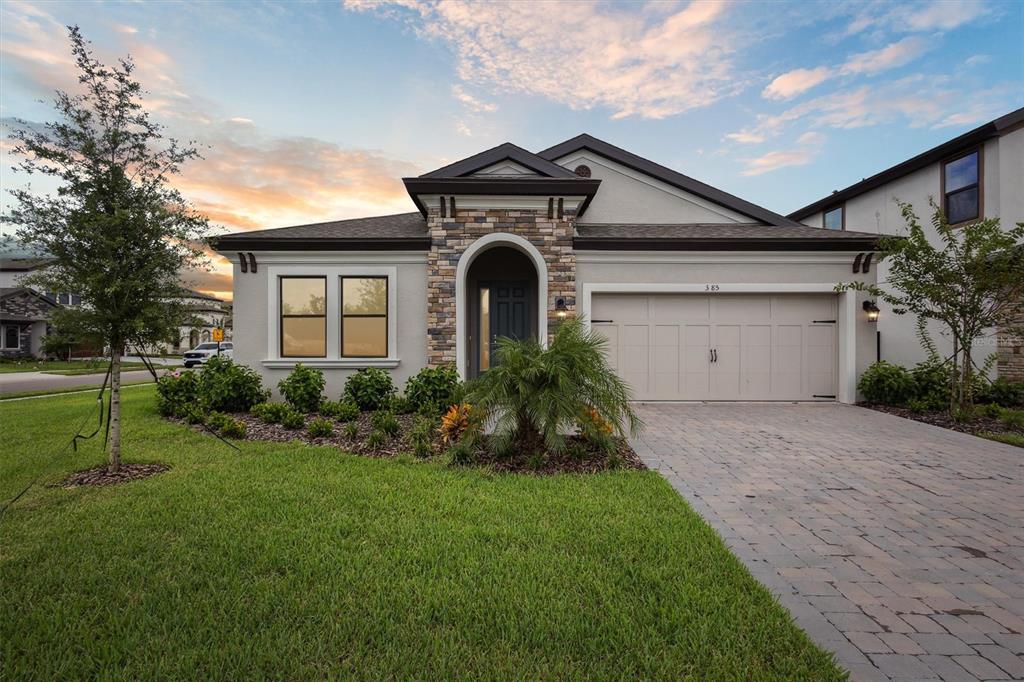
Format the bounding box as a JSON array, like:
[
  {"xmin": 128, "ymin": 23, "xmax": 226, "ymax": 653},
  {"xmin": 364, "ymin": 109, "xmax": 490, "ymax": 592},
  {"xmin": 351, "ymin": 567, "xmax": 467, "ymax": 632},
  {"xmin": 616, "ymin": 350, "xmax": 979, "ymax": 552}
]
[
  {"xmin": 862, "ymin": 403, "xmax": 1024, "ymax": 438},
  {"xmin": 220, "ymin": 411, "xmax": 643, "ymax": 474},
  {"xmin": 55, "ymin": 463, "xmax": 170, "ymax": 488}
]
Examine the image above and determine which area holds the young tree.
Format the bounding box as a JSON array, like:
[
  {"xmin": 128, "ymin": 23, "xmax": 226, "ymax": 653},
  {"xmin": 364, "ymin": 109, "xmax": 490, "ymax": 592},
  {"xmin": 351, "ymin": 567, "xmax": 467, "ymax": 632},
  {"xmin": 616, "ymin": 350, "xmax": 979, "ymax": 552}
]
[
  {"xmin": 839, "ymin": 201, "xmax": 1023, "ymax": 413},
  {"xmin": 4, "ymin": 27, "xmax": 210, "ymax": 471}
]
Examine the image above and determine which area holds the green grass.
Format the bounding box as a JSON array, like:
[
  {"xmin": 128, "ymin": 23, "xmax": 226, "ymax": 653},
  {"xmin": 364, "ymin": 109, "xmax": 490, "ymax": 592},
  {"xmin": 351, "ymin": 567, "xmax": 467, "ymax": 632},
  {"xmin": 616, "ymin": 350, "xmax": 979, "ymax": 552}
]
[
  {"xmin": 978, "ymin": 431, "xmax": 1024, "ymax": 448},
  {"xmin": 0, "ymin": 359, "xmax": 149, "ymax": 374},
  {"xmin": 0, "ymin": 382, "xmax": 156, "ymax": 402},
  {"xmin": 0, "ymin": 388, "xmax": 843, "ymax": 680}
]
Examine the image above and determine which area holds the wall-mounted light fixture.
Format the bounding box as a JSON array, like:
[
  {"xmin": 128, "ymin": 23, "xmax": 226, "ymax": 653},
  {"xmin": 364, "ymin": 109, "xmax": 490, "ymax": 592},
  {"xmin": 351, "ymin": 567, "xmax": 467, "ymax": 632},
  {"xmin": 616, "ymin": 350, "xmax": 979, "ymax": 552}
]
[
  {"xmin": 555, "ymin": 297, "xmax": 568, "ymax": 319},
  {"xmin": 863, "ymin": 300, "xmax": 880, "ymax": 322}
]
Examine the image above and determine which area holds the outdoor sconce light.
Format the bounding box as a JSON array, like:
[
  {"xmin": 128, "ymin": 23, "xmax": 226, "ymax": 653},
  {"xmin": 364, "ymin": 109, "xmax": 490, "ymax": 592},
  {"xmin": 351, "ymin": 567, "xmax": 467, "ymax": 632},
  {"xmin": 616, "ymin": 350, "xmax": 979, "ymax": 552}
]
[
  {"xmin": 863, "ymin": 300, "xmax": 880, "ymax": 322},
  {"xmin": 555, "ymin": 297, "xmax": 568, "ymax": 319}
]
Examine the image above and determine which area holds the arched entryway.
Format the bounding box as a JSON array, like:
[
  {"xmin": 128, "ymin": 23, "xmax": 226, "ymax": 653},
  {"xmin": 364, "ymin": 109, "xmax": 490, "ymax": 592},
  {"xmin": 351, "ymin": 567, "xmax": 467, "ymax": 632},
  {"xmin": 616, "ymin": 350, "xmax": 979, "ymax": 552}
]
[
  {"xmin": 456, "ymin": 233, "xmax": 547, "ymax": 378},
  {"xmin": 189, "ymin": 329, "xmax": 200, "ymax": 348}
]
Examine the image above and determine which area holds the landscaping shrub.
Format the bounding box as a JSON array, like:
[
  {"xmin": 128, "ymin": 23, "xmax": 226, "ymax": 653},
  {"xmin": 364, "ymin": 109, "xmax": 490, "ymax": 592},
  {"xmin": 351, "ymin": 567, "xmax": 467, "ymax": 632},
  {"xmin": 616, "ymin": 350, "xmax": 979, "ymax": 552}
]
[
  {"xmin": 857, "ymin": 361, "xmax": 915, "ymax": 405},
  {"xmin": 566, "ymin": 441, "xmax": 589, "ymax": 461},
  {"xmin": 278, "ymin": 364, "xmax": 325, "ymax": 413},
  {"xmin": 910, "ymin": 360, "xmax": 952, "ymax": 410},
  {"xmin": 307, "ymin": 418, "xmax": 334, "ymax": 438},
  {"xmin": 156, "ymin": 370, "xmax": 199, "ymax": 417},
  {"xmin": 1001, "ymin": 409, "xmax": 1024, "ymax": 429},
  {"xmin": 578, "ymin": 407, "xmax": 616, "ymax": 454},
  {"xmin": 280, "ymin": 408, "xmax": 305, "ymax": 430},
  {"xmin": 370, "ymin": 410, "xmax": 400, "ymax": 437},
  {"xmin": 320, "ymin": 399, "xmax": 359, "ymax": 422},
  {"xmin": 197, "ymin": 356, "xmax": 269, "ymax": 412},
  {"xmin": 366, "ymin": 429, "xmax": 388, "ymax": 449},
  {"xmin": 343, "ymin": 367, "xmax": 396, "ymax": 411},
  {"xmin": 979, "ymin": 403, "xmax": 1003, "ymax": 420},
  {"xmin": 206, "ymin": 411, "xmax": 233, "ymax": 432},
  {"xmin": 445, "ymin": 433, "xmax": 479, "ymax": 466},
  {"xmin": 403, "ymin": 365, "xmax": 462, "ymax": 415},
  {"xmin": 343, "ymin": 422, "xmax": 359, "ymax": 440},
  {"xmin": 220, "ymin": 418, "xmax": 247, "ymax": 439},
  {"xmin": 466, "ymin": 318, "xmax": 641, "ymax": 454},
  {"xmin": 439, "ymin": 403, "xmax": 475, "ymax": 445},
  {"xmin": 978, "ymin": 378, "xmax": 1024, "ymax": 408},
  {"xmin": 389, "ymin": 395, "xmax": 413, "ymax": 415},
  {"xmin": 409, "ymin": 417, "xmax": 435, "ymax": 459},
  {"xmin": 252, "ymin": 402, "xmax": 289, "ymax": 424}
]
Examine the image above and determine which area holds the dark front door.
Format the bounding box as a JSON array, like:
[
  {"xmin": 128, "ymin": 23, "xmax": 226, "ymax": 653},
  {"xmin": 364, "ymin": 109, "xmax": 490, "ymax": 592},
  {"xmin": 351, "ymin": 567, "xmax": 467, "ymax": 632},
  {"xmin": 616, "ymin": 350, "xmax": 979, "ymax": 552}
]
[{"xmin": 478, "ymin": 280, "xmax": 531, "ymax": 373}]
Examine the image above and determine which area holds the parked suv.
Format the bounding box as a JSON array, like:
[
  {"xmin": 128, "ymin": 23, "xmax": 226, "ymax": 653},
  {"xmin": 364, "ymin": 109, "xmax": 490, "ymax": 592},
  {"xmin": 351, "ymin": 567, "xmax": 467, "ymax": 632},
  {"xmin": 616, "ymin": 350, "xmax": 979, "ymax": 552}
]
[{"xmin": 182, "ymin": 342, "xmax": 233, "ymax": 368}]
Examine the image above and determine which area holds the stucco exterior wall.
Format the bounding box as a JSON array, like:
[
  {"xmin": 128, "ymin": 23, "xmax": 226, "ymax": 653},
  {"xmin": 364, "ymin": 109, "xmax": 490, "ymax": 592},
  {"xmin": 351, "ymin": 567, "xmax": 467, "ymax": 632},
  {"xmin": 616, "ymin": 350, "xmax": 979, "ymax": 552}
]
[
  {"xmin": 230, "ymin": 253, "xmax": 428, "ymax": 399},
  {"xmin": 797, "ymin": 129, "xmax": 1024, "ymax": 377},
  {"xmin": 554, "ymin": 151, "xmax": 750, "ymax": 225}
]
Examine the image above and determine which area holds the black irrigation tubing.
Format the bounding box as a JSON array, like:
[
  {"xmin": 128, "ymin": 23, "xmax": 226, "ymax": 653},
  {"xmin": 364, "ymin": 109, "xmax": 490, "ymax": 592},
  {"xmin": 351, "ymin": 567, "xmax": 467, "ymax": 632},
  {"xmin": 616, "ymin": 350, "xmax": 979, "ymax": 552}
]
[
  {"xmin": 0, "ymin": 360, "xmax": 113, "ymax": 520},
  {"xmin": 132, "ymin": 345, "xmax": 241, "ymax": 452}
]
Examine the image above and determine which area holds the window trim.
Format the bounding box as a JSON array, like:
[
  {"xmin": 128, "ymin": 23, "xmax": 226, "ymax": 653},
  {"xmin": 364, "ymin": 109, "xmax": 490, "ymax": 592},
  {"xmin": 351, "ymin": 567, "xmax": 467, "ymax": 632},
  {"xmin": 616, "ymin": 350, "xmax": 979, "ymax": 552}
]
[
  {"xmin": 940, "ymin": 147, "xmax": 983, "ymax": 227},
  {"xmin": 822, "ymin": 204, "xmax": 845, "ymax": 231},
  {"xmin": 1, "ymin": 324, "xmax": 21, "ymax": 350},
  {"xmin": 340, "ymin": 276, "xmax": 389, "ymax": 359},
  {"xmin": 279, "ymin": 275, "xmax": 328, "ymax": 359},
  {"xmin": 265, "ymin": 264, "xmax": 400, "ymax": 367}
]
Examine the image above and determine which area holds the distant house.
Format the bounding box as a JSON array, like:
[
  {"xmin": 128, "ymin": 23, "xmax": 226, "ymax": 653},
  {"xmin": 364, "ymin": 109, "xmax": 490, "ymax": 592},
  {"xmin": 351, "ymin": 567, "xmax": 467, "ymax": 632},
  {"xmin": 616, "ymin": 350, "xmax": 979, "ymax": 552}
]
[
  {"xmin": 0, "ymin": 242, "xmax": 59, "ymax": 358},
  {"xmin": 158, "ymin": 289, "xmax": 232, "ymax": 354},
  {"xmin": 789, "ymin": 107, "xmax": 1024, "ymax": 381}
]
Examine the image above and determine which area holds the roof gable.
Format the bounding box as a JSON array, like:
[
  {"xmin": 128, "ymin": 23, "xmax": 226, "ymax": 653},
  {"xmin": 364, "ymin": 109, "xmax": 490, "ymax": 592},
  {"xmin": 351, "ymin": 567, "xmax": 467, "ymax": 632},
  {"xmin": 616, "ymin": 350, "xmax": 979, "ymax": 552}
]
[
  {"xmin": 421, "ymin": 142, "xmax": 579, "ymax": 179},
  {"xmin": 538, "ymin": 134, "xmax": 799, "ymax": 226}
]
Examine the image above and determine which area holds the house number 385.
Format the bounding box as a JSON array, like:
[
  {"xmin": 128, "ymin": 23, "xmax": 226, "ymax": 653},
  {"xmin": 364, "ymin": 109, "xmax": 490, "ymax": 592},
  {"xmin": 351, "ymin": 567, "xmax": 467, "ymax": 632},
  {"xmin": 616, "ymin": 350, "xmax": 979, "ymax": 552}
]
[{"xmin": 705, "ymin": 284, "xmax": 721, "ymax": 292}]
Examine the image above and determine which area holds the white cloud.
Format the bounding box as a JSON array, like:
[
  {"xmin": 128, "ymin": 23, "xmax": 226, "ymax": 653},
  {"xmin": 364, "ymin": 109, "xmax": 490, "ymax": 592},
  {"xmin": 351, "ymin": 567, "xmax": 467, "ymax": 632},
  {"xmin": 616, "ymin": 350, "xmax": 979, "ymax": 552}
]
[
  {"xmin": 741, "ymin": 130, "xmax": 824, "ymax": 176},
  {"xmin": 839, "ymin": 36, "xmax": 930, "ymax": 76},
  {"xmin": 762, "ymin": 67, "xmax": 832, "ymax": 100},
  {"xmin": 725, "ymin": 130, "xmax": 766, "ymax": 145},
  {"xmin": 844, "ymin": 0, "xmax": 991, "ymax": 36},
  {"xmin": 228, "ymin": 116, "xmax": 253, "ymax": 124},
  {"xmin": 345, "ymin": 0, "xmax": 741, "ymax": 120},
  {"xmin": 114, "ymin": 24, "xmax": 139, "ymax": 35},
  {"xmin": 451, "ymin": 84, "xmax": 496, "ymax": 113},
  {"xmin": 455, "ymin": 120, "xmax": 472, "ymax": 137}
]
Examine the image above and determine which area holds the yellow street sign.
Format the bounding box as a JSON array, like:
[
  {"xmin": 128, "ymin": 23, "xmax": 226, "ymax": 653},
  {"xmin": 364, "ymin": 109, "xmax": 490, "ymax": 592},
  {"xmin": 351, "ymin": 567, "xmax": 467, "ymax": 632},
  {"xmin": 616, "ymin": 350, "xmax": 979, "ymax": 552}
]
[{"xmin": 212, "ymin": 327, "xmax": 224, "ymax": 342}]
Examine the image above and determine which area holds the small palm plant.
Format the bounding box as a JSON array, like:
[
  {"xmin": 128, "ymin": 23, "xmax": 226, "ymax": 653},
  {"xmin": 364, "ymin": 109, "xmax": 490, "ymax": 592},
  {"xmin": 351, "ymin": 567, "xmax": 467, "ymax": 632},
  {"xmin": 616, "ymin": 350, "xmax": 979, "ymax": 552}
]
[{"xmin": 467, "ymin": 317, "xmax": 642, "ymax": 454}]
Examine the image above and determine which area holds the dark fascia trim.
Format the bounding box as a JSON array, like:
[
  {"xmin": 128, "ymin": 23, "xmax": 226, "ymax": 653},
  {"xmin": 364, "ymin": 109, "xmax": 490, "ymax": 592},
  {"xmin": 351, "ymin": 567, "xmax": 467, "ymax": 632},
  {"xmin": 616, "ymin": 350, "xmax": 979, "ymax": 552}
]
[
  {"xmin": 420, "ymin": 142, "xmax": 580, "ymax": 179},
  {"xmin": 403, "ymin": 176, "xmax": 602, "ymax": 217},
  {"xmin": 789, "ymin": 106, "xmax": 1024, "ymax": 220},
  {"xmin": 537, "ymin": 133, "xmax": 801, "ymax": 227},
  {"xmin": 573, "ymin": 237, "xmax": 880, "ymax": 252},
  {"xmin": 212, "ymin": 237, "xmax": 431, "ymax": 252}
]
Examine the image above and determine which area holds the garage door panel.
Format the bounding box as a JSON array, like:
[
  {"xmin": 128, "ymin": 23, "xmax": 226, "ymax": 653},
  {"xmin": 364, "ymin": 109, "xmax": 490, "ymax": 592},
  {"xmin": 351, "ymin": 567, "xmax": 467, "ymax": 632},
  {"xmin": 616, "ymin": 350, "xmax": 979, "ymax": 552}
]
[{"xmin": 592, "ymin": 293, "xmax": 836, "ymax": 401}]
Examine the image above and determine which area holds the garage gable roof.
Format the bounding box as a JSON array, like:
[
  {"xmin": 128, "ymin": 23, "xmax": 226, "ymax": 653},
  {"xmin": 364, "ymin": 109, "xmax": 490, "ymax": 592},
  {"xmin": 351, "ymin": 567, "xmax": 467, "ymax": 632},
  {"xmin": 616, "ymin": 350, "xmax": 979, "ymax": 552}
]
[
  {"xmin": 538, "ymin": 134, "xmax": 801, "ymax": 227},
  {"xmin": 421, "ymin": 142, "xmax": 580, "ymax": 179}
]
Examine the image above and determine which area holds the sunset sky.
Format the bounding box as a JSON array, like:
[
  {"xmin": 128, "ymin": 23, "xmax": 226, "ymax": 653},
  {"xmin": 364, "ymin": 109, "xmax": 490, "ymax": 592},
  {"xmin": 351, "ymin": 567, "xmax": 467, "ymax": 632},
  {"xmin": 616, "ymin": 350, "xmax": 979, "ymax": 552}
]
[{"xmin": 2, "ymin": 0, "xmax": 1021, "ymax": 300}]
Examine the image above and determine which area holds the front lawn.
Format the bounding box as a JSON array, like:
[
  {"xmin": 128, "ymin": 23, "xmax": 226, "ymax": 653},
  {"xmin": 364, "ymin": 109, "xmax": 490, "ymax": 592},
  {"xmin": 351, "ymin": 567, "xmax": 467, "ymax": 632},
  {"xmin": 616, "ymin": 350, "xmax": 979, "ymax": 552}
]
[
  {"xmin": 0, "ymin": 359, "xmax": 149, "ymax": 374},
  {"xmin": 1, "ymin": 388, "xmax": 843, "ymax": 680}
]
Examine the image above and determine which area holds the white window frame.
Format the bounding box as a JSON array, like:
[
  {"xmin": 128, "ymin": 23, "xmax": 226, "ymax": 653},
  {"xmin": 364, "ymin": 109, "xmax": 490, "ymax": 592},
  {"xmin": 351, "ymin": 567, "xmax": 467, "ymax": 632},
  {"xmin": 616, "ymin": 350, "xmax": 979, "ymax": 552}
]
[
  {"xmin": 263, "ymin": 265, "xmax": 399, "ymax": 369},
  {"xmin": 1, "ymin": 324, "xmax": 21, "ymax": 350}
]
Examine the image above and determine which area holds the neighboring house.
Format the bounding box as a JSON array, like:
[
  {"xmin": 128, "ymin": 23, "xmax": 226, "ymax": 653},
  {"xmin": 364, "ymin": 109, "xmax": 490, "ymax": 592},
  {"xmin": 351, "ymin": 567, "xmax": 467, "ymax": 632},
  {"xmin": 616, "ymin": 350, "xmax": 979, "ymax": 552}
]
[
  {"xmin": 156, "ymin": 289, "xmax": 232, "ymax": 354},
  {"xmin": 0, "ymin": 287, "xmax": 57, "ymax": 358},
  {"xmin": 789, "ymin": 107, "xmax": 1024, "ymax": 381},
  {"xmin": 0, "ymin": 242, "xmax": 58, "ymax": 358},
  {"xmin": 217, "ymin": 134, "xmax": 882, "ymax": 403}
]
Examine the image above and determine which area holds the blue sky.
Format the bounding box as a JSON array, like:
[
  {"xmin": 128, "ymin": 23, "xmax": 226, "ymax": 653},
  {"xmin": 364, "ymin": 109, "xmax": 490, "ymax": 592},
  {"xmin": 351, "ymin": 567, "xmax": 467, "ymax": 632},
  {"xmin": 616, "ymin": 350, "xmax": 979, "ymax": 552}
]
[{"xmin": 2, "ymin": 0, "xmax": 1022, "ymax": 297}]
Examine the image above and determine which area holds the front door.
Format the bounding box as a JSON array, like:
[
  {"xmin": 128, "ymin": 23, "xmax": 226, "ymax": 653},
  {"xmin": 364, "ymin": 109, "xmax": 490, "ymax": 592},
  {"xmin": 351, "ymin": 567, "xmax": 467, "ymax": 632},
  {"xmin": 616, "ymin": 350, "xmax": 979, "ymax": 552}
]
[{"xmin": 478, "ymin": 280, "xmax": 531, "ymax": 373}]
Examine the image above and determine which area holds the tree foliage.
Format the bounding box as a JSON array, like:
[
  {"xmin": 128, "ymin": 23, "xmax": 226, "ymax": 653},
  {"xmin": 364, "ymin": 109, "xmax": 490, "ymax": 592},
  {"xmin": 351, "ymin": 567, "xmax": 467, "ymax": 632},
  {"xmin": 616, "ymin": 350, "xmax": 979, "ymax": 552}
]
[
  {"xmin": 3, "ymin": 27, "xmax": 211, "ymax": 470},
  {"xmin": 839, "ymin": 202, "xmax": 1023, "ymax": 412}
]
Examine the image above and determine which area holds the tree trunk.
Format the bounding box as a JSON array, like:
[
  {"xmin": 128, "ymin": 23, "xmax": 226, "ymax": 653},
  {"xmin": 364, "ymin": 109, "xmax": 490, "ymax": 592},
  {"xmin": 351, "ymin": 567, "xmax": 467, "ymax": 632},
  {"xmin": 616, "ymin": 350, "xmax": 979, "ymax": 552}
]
[
  {"xmin": 108, "ymin": 346, "xmax": 122, "ymax": 473},
  {"xmin": 960, "ymin": 342, "xmax": 973, "ymax": 413}
]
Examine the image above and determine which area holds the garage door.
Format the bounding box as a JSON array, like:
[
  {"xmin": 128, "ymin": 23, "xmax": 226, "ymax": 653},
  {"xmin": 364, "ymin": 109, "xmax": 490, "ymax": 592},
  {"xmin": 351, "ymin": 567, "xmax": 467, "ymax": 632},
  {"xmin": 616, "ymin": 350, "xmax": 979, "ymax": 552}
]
[{"xmin": 592, "ymin": 294, "xmax": 837, "ymax": 401}]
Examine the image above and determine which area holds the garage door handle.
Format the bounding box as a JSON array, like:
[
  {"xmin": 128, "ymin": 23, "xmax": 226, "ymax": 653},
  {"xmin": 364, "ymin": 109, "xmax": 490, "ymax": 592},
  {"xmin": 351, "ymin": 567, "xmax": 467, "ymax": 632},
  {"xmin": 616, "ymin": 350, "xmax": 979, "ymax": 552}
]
[
  {"xmin": 710, "ymin": 348, "xmax": 717, "ymax": 363},
  {"xmin": 592, "ymin": 319, "xmax": 614, "ymax": 323}
]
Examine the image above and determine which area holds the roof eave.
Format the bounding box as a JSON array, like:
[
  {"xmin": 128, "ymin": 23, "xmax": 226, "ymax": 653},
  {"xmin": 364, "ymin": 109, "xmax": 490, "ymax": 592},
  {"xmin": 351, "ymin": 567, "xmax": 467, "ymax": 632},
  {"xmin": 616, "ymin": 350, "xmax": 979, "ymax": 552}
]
[
  {"xmin": 572, "ymin": 237, "xmax": 880, "ymax": 252},
  {"xmin": 212, "ymin": 237, "xmax": 431, "ymax": 253},
  {"xmin": 403, "ymin": 177, "xmax": 602, "ymax": 218}
]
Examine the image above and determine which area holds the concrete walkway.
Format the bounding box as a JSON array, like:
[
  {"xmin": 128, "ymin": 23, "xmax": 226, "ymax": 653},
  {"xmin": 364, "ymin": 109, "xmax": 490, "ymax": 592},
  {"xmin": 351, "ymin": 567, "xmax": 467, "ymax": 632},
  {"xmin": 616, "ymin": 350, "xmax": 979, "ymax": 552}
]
[{"xmin": 632, "ymin": 402, "xmax": 1023, "ymax": 681}]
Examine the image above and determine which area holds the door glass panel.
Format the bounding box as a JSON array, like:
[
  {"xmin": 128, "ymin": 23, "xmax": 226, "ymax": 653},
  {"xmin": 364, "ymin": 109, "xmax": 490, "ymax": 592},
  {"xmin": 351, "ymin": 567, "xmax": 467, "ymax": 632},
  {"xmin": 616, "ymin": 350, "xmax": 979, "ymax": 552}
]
[{"xmin": 479, "ymin": 287, "xmax": 490, "ymax": 371}]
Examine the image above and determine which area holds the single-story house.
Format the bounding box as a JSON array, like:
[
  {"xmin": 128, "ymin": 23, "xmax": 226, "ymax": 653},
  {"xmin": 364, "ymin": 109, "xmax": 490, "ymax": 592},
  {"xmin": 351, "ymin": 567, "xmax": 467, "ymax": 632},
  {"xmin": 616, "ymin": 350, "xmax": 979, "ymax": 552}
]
[
  {"xmin": 789, "ymin": 106, "xmax": 1024, "ymax": 381},
  {"xmin": 216, "ymin": 134, "xmax": 882, "ymax": 403}
]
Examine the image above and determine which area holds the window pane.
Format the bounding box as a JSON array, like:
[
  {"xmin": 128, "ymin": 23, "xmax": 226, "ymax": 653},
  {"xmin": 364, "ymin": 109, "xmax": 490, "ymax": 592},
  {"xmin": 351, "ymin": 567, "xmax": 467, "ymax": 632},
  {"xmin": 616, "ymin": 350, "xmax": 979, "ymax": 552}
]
[
  {"xmin": 824, "ymin": 207, "xmax": 843, "ymax": 230},
  {"xmin": 281, "ymin": 278, "xmax": 326, "ymax": 315},
  {"xmin": 342, "ymin": 278, "xmax": 387, "ymax": 315},
  {"xmin": 946, "ymin": 187, "xmax": 979, "ymax": 224},
  {"xmin": 944, "ymin": 152, "xmax": 977, "ymax": 192},
  {"xmin": 342, "ymin": 317, "xmax": 386, "ymax": 357},
  {"xmin": 4, "ymin": 326, "xmax": 19, "ymax": 348},
  {"xmin": 480, "ymin": 287, "xmax": 490, "ymax": 370},
  {"xmin": 283, "ymin": 317, "xmax": 326, "ymax": 357}
]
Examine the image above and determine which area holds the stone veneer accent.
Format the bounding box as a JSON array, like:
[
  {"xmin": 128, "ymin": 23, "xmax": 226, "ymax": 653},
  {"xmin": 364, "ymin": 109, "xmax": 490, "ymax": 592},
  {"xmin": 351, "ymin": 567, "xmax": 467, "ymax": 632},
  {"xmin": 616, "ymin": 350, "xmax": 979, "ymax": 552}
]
[
  {"xmin": 997, "ymin": 313, "xmax": 1024, "ymax": 382},
  {"xmin": 426, "ymin": 206, "xmax": 576, "ymax": 366}
]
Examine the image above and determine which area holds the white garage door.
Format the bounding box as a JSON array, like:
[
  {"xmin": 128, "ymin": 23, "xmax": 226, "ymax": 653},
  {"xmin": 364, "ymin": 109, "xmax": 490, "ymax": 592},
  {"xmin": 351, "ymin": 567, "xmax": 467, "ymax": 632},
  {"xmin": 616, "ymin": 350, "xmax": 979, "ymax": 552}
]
[{"xmin": 592, "ymin": 294, "xmax": 837, "ymax": 401}]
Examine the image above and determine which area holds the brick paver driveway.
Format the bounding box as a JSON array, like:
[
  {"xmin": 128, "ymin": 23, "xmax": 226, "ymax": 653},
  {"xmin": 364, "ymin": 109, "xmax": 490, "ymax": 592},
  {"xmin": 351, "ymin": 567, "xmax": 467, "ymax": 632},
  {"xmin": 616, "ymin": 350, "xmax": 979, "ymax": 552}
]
[{"xmin": 632, "ymin": 403, "xmax": 1023, "ymax": 681}]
